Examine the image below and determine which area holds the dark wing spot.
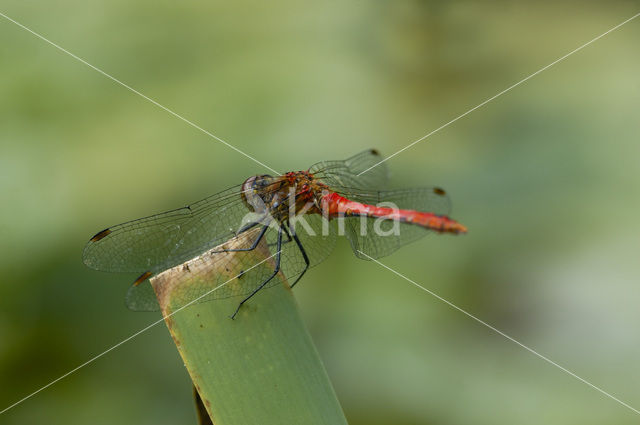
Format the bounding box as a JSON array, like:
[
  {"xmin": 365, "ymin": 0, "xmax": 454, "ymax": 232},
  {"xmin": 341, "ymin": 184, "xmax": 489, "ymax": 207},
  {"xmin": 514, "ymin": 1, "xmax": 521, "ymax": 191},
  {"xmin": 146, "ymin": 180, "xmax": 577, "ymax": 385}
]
[
  {"xmin": 370, "ymin": 148, "xmax": 380, "ymax": 156},
  {"xmin": 90, "ymin": 228, "xmax": 111, "ymax": 242},
  {"xmin": 182, "ymin": 264, "xmax": 191, "ymax": 272},
  {"xmin": 133, "ymin": 271, "xmax": 153, "ymax": 286},
  {"xmin": 433, "ymin": 187, "xmax": 446, "ymax": 196}
]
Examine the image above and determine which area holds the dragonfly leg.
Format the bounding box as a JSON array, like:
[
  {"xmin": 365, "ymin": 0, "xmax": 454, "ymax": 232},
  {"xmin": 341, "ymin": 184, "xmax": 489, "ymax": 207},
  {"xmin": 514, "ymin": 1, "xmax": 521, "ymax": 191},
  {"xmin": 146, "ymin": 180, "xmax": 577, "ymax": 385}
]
[
  {"xmin": 267, "ymin": 226, "xmax": 292, "ymax": 248},
  {"xmin": 285, "ymin": 223, "xmax": 310, "ymax": 289},
  {"xmin": 235, "ymin": 220, "xmax": 262, "ymax": 235},
  {"xmin": 230, "ymin": 224, "xmax": 283, "ymax": 320},
  {"xmin": 213, "ymin": 223, "xmax": 269, "ymax": 254}
]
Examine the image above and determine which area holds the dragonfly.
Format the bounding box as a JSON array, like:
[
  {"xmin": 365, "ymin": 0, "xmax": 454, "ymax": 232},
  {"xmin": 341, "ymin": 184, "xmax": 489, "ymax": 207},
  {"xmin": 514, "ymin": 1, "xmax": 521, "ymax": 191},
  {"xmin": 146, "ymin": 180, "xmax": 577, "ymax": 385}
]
[{"xmin": 83, "ymin": 149, "xmax": 467, "ymax": 318}]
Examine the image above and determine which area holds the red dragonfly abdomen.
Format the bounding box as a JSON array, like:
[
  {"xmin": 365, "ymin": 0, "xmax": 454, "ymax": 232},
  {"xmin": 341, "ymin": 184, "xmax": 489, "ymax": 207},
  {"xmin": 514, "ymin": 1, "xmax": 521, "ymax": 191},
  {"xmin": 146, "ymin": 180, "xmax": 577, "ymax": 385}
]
[{"xmin": 321, "ymin": 192, "xmax": 467, "ymax": 234}]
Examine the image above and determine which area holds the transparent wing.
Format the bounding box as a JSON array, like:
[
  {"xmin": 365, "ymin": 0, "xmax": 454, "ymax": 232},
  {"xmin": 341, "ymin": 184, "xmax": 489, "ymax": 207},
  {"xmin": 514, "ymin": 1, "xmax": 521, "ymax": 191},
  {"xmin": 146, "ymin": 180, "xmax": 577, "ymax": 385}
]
[
  {"xmin": 285, "ymin": 213, "xmax": 337, "ymax": 266},
  {"xmin": 259, "ymin": 213, "xmax": 337, "ymax": 291},
  {"xmin": 335, "ymin": 187, "xmax": 452, "ymax": 260},
  {"xmin": 125, "ymin": 218, "xmax": 337, "ymax": 311},
  {"xmin": 125, "ymin": 225, "xmax": 283, "ymax": 311},
  {"xmin": 333, "ymin": 186, "xmax": 451, "ymax": 213},
  {"xmin": 85, "ymin": 150, "xmax": 384, "ymax": 275},
  {"xmin": 82, "ymin": 184, "xmax": 254, "ymax": 274},
  {"xmin": 309, "ymin": 149, "xmax": 390, "ymax": 191}
]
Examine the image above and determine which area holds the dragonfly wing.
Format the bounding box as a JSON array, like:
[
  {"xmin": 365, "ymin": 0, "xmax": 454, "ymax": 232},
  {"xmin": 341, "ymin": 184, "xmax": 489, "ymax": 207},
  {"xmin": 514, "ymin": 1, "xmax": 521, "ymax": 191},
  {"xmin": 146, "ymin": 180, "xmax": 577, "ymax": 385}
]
[
  {"xmin": 82, "ymin": 185, "xmax": 255, "ymax": 274},
  {"xmin": 125, "ymin": 219, "xmax": 336, "ymax": 312},
  {"xmin": 125, "ymin": 281, "xmax": 160, "ymax": 311},
  {"xmin": 284, "ymin": 213, "xmax": 337, "ymax": 270},
  {"xmin": 335, "ymin": 186, "xmax": 451, "ymax": 214},
  {"xmin": 121, "ymin": 225, "xmax": 279, "ymax": 311},
  {"xmin": 337, "ymin": 187, "xmax": 452, "ymax": 260},
  {"xmin": 309, "ymin": 149, "xmax": 390, "ymax": 191}
]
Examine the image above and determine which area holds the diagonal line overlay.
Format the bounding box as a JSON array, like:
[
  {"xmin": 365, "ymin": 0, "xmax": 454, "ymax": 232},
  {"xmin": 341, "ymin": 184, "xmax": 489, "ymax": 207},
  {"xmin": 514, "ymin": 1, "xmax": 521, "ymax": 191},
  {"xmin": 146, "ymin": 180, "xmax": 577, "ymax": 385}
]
[
  {"xmin": 0, "ymin": 250, "xmax": 281, "ymax": 415},
  {"xmin": 357, "ymin": 250, "xmax": 640, "ymax": 416},
  {"xmin": 357, "ymin": 12, "xmax": 640, "ymax": 176},
  {"xmin": 0, "ymin": 11, "xmax": 279, "ymax": 175},
  {"xmin": 3, "ymin": 5, "xmax": 639, "ymax": 419}
]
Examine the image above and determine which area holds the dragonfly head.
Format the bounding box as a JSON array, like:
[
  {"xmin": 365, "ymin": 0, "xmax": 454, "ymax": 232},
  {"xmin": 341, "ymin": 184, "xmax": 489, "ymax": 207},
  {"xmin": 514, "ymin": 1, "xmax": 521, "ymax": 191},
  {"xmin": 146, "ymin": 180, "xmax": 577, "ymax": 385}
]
[{"xmin": 241, "ymin": 175, "xmax": 276, "ymax": 213}]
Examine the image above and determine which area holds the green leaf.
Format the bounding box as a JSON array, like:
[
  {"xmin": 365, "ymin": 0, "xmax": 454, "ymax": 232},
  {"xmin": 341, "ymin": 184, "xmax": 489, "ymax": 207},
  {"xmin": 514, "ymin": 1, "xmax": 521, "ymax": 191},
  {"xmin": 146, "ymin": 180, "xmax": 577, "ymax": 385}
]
[{"xmin": 150, "ymin": 233, "xmax": 347, "ymax": 425}]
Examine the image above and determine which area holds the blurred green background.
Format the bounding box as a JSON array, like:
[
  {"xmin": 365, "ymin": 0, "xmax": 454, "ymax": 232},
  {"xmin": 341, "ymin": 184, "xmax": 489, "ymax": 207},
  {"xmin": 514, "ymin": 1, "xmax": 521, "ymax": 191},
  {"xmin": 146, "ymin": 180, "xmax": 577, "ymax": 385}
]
[{"xmin": 2, "ymin": 1, "xmax": 640, "ymax": 424}]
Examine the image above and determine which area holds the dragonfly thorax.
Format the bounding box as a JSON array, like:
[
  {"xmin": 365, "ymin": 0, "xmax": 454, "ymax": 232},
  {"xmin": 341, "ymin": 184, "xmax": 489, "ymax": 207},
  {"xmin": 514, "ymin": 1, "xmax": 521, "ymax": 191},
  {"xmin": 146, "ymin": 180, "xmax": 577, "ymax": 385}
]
[{"xmin": 240, "ymin": 172, "xmax": 326, "ymax": 222}]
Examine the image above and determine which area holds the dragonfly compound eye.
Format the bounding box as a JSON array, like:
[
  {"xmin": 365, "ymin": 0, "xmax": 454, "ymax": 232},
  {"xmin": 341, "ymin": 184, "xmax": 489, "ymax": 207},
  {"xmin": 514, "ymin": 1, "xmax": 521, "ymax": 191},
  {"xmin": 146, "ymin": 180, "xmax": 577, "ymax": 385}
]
[
  {"xmin": 241, "ymin": 176, "xmax": 262, "ymax": 211},
  {"xmin": 241, "ymin": 175, "xmax": 273, "ymax": 213}
]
